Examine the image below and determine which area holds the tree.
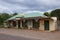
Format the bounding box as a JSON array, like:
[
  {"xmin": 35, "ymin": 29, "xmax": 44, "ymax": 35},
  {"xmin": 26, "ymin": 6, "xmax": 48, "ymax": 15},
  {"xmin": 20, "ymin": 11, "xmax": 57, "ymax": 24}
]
[
  {"xmin": 13, "ymin": 13, "xmax": 17, "ymax": 16},
  {"xmin": 44, "ymin": 12, "xmax": 50, "ymax": 17},
  {"xmin": 50, "ymin": 9, "xmax": 60, "ymax": 20},
  {"xmin": 50, "ymin": 9, "xmax": 60, "ymax": 17},
  {"xmin": 1, "ymin": 13, "xmax": 10, "ymax": 21},
  {"xmin": 0, "ymin": 13, "xmax": 10, "ymax": 26},
  {"xmin": 0, "ymin": 16, "xmax": 3, "ymax": 25}
]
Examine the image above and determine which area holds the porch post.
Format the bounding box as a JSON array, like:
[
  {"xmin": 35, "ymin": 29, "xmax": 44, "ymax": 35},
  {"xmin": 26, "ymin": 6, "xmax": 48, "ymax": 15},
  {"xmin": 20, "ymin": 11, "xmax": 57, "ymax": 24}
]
[
  {"xmin": 16, "ymin": 21, "xmax": 18, "ymax": 29},
  {"xmin": 10, "ymin": 21, "xmax": 13, "ymax": 28},
  {"xmin": 20, "ymin": 20, "xmax": 23, "ymax": 29},
  {"xmin": 31, "ymin": 20, "xmax": 33, "ymax": 29},
  {"xmin": 4, "ymin": 22, "xmax": 7, "ymax": 28}
]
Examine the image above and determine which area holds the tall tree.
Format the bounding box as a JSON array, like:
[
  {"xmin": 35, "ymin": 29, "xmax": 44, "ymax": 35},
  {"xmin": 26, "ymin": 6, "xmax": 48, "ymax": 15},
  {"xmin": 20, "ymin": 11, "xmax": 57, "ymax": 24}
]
[
  {"xmin": 0, "ymin": 13, "xmax": 10, "ymax": 26},
  {"xmin": 50, "ymin": 9, "xmax": 60, "ymax": 20},
  {"xmin": 1, "ymin": 13, "xmax": 10, "ymax": 21},
  {"xmin": 50, "ymin": 9, "xmax": 60, "ymax": 17}
]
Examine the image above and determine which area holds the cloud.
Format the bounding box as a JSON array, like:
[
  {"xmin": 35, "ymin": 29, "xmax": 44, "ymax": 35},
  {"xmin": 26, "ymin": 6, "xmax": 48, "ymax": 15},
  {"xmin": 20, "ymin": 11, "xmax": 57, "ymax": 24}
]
[
  {"xmin": 0, "ymin": 0, "xmax": 60, "ymax": 13},
  {"xmin": 23, "ymin": 11, "xmax": 44, "ymax": 14}
]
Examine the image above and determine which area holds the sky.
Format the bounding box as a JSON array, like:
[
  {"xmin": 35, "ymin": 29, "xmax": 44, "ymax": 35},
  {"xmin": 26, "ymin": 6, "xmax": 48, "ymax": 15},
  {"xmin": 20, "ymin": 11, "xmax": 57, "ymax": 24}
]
[{"xmin": 0, "ymin": 0, "xmax": 60, "ymax": 14}]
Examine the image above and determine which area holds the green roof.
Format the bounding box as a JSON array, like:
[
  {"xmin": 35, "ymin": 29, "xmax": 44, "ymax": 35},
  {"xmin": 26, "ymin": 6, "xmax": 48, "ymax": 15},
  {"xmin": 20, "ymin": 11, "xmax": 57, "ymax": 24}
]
[
  {"xmin": 8, "ymin": 15, "xmax": 18, "ymax": 20},
  {"xmin": 5, "ymin": 15, "xmax": 17, "ymax": 22},
  {"xmin": 24, "ymin": 12, "xmax": 43, "ymax": 18},
  {"xmin": 6, "ymin": 12, "xmax": 47, "ymax": 21},
  {"xmin": 17, "ymin": 12, "xmax": 46, "ymax": 18}
]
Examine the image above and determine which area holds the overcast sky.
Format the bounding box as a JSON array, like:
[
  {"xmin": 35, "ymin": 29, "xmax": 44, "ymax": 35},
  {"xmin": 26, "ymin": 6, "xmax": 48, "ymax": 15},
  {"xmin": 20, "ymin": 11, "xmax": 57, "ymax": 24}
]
[{"xmin": 0, "ymin": 0, "xmax": 60, "ymax": 13}]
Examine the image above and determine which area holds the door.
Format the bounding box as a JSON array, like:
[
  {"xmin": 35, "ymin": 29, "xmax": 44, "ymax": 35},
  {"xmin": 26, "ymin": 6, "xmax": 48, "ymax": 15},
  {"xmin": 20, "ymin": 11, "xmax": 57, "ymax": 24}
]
[
  {"xmin": 22, "ymin": 20, "xmax": 28, "ymax": 29},
  {"xmin": 18, "ymin": 20, "xmax": 20, "ymax": 29},
  {"xmin": 44, "ymin": 20, "xmax": 49, "ymax": 30},
  {"xmin": 27, "ymin": 20, "xmax": 32, "ymax": 27},
  {"xmin": 12, "ymin": 21, "xmax": 16, "ymax": 27},
  {"xmin": 33, "ymin": 19, "xmax": 40, "ymax": 29}
]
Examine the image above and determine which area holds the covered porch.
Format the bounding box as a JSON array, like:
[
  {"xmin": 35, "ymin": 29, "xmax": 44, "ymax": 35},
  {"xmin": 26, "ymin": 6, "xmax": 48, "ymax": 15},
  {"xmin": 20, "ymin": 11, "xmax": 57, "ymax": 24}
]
[
  {"xmin": 4, "ymin": 13, "xmax": 57, "ymax": 31},
  {"xmin": 4, "ymin": 17, "xmax": 57, "ymax": 31}
]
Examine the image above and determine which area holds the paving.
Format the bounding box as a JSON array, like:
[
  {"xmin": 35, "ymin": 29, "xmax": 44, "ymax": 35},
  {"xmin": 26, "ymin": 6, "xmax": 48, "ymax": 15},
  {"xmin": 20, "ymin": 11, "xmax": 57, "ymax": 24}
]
[{"xmin": 0, "ymin": 28, "xmax": 60, "ymax": 40}]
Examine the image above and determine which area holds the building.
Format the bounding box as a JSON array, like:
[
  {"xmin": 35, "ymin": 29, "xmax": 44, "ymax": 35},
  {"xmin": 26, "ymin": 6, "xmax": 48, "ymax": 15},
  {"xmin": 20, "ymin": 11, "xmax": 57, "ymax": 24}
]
[{"xmin": 4, "ymin": 12, "xmax": 57, "ymax": 31}]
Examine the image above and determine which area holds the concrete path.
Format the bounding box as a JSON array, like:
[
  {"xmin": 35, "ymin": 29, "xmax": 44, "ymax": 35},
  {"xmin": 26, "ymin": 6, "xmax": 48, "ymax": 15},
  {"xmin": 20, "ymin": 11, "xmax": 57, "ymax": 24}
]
[{"xmin": 0, "ymin": 28, "xmax": 60, "ymax": 40}]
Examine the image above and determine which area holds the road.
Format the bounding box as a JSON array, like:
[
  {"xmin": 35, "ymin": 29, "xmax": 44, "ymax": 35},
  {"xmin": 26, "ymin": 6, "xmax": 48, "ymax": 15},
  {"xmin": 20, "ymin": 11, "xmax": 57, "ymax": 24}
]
[
  {"xmin": 0, "ymin": 28, "xmax": 60, "ymax": 40},
  {"xmin": 0, "ymin": 33, "xmax": 39, "ymax": 40}
]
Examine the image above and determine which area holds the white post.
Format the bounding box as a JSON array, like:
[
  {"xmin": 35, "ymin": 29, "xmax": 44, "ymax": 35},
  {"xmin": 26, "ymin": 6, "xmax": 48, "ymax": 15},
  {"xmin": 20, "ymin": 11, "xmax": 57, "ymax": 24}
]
[
  {"xmin": 20, "ymin": 20, "xmax": 23, "ymax": 29},
  {"xmin": 10, "ymin": 21, "xmax": 13, "ymax": 28},
  {"xmin": 16, "ymin": 21, "xmax": 18, "ymax": 29}
]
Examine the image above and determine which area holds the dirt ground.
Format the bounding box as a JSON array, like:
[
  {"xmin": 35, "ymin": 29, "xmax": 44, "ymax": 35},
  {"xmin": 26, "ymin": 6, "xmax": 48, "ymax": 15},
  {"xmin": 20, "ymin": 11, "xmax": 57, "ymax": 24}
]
[{"xmin": 0, "ymin": 28, "xmax": 60, "ymax": 40}]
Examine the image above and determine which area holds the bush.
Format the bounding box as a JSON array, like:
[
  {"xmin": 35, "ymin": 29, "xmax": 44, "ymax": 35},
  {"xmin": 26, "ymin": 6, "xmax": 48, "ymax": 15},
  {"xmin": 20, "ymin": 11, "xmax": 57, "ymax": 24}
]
[{"xmin": 0, "ymin": 25, "xmax": 4, "ymax": 28}]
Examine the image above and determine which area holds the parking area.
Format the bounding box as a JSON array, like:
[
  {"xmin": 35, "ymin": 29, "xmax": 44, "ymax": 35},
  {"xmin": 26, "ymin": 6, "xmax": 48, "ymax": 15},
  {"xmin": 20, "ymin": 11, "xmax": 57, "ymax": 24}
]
[{"xmin": 0, "ymin": 28, "xmax": 60, "ymax": 40}]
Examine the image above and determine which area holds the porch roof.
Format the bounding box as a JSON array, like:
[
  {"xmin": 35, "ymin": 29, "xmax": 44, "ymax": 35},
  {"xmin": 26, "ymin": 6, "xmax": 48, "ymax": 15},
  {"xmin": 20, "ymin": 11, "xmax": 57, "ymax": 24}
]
[{"xmin": 6, "ymin": 12, "xmax": 48, "ymax": 22}]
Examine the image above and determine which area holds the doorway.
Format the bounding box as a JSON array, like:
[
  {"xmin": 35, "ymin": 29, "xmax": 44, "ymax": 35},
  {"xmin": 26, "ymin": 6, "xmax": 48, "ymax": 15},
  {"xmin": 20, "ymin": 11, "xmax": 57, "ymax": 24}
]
[
  {"xmin": 18, "ymin": 20, "xmax": 20, "ymax": 29},
  {"xmin": 12, "ymin": 21, "xmax": 16, "ymax": 27},
  {"xmin": 22, "ymin": 20, "xmax": 28, "ymax": 29},
  {"xmin": 44, "ymin": 20, "xmax": 49, "ymax": 30},
  {"xmin": 33, "ymin": 19, "xmax": 40, "ymax": 29}
]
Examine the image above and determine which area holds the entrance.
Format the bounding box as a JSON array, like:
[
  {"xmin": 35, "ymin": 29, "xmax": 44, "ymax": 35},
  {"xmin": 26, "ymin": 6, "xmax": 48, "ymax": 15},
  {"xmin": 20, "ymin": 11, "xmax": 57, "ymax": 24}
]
[
  {"xmin": 44, "ymin": 20, "xmax": 49, "ymax": 30},
  {"xmin": 22, "ymin": 20, "xmax": 28, "ymax": 29},
  {"xmin": 33, "ymin": 19, "xmax": 40, "ymax": 29},
  {"xmin": 18, "ymin": 20, "xmax": 20, "ymax": 29},
  {"xmin": 12, "ymin": 21, "xmax": 16, "ymax": 27}
]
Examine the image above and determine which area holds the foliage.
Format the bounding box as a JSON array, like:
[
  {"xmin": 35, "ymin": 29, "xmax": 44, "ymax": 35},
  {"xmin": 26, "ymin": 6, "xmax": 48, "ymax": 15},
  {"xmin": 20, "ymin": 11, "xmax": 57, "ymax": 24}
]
[
  {"xmin": 50, "ymin": 9, "xmax": 60, "ymax": 20},
  {"xmin": 50, "ymin": 9, "xmax": 60, "ymax": 17},
  {"xmin": 0, "ymin": 13, "xmax": 10, "ymax": 21},
  {"xmin": 44, "ymin": 12, "xmax": 50, "ymax": 17},
  {"xmin": 13, "ymin": 13, "xmax": 17, "ymax": 16},
  {"xmin": 0, "ymin": 12, "xmax": 18, "ymax": 27},
  {"xmin": 0, "ymin": 25, "xmax": 4, "ymax": 28},
  {"xmin": 0, "ymin": 16, "xmax": 3, "ymax": 25},
  {"xmin": 0, "ymin": 13, "xmax": 11, "ymax": 26}
]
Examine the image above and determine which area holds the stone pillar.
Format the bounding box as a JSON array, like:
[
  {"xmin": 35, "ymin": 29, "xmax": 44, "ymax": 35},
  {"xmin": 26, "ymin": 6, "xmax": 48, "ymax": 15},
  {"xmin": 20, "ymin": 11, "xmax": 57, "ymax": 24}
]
[
  {"xmin": 50, "ymin": 17, "xmax": 57, "ymax": 31},
  {"xmin": 39, "ymin": 19, "xmax": 44, "ymax": 31}
]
